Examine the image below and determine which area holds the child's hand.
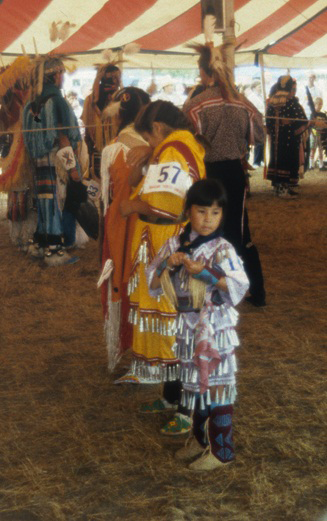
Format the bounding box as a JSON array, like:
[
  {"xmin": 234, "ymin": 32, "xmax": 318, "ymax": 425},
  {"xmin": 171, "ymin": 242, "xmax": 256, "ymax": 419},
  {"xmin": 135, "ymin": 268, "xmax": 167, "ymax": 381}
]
[
  {"xmin": 167, "ymin": 252, "xmax": 187, "ymax": 269},
  {"xmin": 183, "ymin": 257, "xmax": 205, "ymax": 275}
]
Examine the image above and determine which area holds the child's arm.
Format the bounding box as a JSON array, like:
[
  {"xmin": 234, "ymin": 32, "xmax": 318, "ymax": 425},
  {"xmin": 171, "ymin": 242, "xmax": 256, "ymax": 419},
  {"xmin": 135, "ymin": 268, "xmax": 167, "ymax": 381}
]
[
  {"xmin": 184, "ymin": 258, "xmax": 228, "ymax": 292},
  {"xmin": 150, "ymin": 252, "xmax": 186, "ymax": 290},
  {"xmin": 146, "ymin": 237, "xmax": 182, "ymax": 297},
  {"xmin": 120, "ymin": 197, "xmax": 152, "ymax": 217},
  {"xmin": 150, "ymin": 271, "xmax": 162, "ymax": 290},
  {"xmin": 214, "ymin": 245, "xmax": 250, "ymax": 305}
]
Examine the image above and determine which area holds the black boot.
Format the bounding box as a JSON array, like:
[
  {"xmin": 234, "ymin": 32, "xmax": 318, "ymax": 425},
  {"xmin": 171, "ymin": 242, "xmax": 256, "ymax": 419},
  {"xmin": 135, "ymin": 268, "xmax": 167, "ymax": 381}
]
[
  {"xmin": 241, "ymin": 209, "xmax": 266, "ymax": 307},
  {"xmin": 192, "ymin": 403, "xmax": 210, "ymax": 448},
  {"xmin": 242, "ymin": 243, "xmax": 266, "ymax": 306}
]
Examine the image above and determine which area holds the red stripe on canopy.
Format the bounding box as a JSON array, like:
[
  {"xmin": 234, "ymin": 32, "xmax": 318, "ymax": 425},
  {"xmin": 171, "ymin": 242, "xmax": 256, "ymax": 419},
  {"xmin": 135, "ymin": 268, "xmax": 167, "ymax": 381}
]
[
  {"xmin": 136, "ymin": 0, "xmax": 251, "ymax": 51},
  {"xmin": 54, "ymin": 0, "xmax": 157, "ymax": 53},
  {"xmin": 236, "ymin": 0, "xmax": 318, "ymax": 50},
  {"xmin": 268, "ymin": 8, "xmax": 327, "ymax": 56},
  {"xmin": 0, "ymin": 0, "xmax": 52, "ymax": 51},
  {"xmin": 136, "ymin": 4, "xmax": 201, "ymax": 50}
]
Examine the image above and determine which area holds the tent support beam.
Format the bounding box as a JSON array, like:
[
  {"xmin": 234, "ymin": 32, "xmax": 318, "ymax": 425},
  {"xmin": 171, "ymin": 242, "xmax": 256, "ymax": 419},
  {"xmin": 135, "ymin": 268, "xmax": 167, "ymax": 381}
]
[
  {"xmin": 259, "ymin": 52, "xmax": 267, "ymax": 103},
  {"xmin": 223, "ymin": 0, "xmax": 235, "ymax": 77}
]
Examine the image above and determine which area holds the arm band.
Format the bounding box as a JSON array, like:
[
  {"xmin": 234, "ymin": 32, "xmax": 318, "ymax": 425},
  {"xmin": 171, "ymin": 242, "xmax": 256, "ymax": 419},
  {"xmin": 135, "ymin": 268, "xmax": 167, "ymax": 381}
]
[
  {"xmin": 156, "ymin": 259, "xmax": 176, "ymax": 278},
  {"xmin": 57, "ymin": 146, "xmax": 76, "ymax": 170},
  {"xmin": 156, "ymin": 259, "xmax": 168, "ymax": 278},
  {"xmin": 192, "ymin": 265, "xmax": 225, "ymax": 286}
]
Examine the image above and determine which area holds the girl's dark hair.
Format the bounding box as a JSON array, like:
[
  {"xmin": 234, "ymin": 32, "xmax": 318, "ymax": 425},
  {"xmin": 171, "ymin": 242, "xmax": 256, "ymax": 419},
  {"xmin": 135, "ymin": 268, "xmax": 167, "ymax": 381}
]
[
  {"xmin": 134, "ymin": 99, "xmax": 211, "ymax": 151},
  {"xmin": 115, "ymin": 87, "xmax": 150, "ymax": 132},
  {"xmin": 185, "ymin": 178, "xmax": 227, "ymax": 229},
  {"xmin": 134, "ymin": 100, "xmax": 191, "ymax": 135}
]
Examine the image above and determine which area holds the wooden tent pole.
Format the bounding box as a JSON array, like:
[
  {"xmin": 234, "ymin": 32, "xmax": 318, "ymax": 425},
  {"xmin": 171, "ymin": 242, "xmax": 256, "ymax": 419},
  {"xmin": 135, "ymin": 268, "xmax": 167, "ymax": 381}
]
[
  {"xmin": 259, "ymin": 52, "xmax": 268, "ymax": 178},
  {"xmin": 223, "ymin": 0, "xmax": 235, "ymax": 78},
  {"xmin": 259, "ymin": 52, "xmax": 267, "ymax": 102}
]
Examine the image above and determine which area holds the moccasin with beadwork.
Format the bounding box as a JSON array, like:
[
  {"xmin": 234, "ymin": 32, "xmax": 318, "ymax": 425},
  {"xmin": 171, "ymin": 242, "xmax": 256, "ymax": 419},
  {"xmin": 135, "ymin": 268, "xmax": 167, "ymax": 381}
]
[
  {"xmin": 140, "ymin": 398, "xmax": 178, "ymax": 413},
  {"xmin": 160, "ymin": 413, "xmax": 191, "ymax": 435}
]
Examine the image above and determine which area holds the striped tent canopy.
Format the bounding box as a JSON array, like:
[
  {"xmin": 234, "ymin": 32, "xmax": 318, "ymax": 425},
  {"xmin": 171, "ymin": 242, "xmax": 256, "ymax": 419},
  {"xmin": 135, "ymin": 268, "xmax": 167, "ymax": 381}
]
[{"xmin": 0, "ymin": 0, "xmax": 326, "ymax": 68}]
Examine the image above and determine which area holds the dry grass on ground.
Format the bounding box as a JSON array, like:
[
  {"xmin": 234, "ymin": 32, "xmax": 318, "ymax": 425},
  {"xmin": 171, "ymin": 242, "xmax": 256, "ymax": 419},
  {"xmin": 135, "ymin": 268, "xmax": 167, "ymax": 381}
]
[{"xmin": 0, "ymin": 170, "xmax": 326, "ymax": 521}]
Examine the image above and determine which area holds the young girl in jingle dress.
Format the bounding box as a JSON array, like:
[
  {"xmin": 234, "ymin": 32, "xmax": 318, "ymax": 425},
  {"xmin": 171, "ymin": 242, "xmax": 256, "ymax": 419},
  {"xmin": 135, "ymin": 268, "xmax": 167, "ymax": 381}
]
[{"xmin": 147, "ymin": 179, "xmax": 249, "ymax": 470}]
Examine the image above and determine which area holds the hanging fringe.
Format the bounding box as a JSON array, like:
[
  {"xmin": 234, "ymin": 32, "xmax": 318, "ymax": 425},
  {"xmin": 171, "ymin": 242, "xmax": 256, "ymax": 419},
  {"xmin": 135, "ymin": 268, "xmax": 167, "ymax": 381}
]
[
  {"xmin": 127, "ymin": 307, "xmax": 176, "ymax": 337},
  {"xmin": 189, "ymin": 277, "xmax": 206, "ymax": 310},
  {"xmin": 183, "ymin": 384, "xmax": 237, "ymax": 411},
  {"xmin": 160, "ymin": 269, "xmax": 178, "ymax": 309},
  {"xmin": 130, "ymin": 358, "xmax": 180, "ymax": 383}
]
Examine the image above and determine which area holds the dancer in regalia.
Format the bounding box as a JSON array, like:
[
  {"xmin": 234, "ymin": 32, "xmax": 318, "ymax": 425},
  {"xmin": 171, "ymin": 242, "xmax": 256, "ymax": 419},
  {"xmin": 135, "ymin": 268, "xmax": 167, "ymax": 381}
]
[
  {"xmin": 82, "ymin": 56, "xmax": 121, "ymax": 180},
  {"xmin": 23, "ymin": 55, "xmax": 82, "ymax": 265},
  {"xmin": 184, "ymin": 42, "xmax": 266, "ymax": 307},
  {"xmin": 0, "ymin": 57, "xmax": 36, "ymax": 250},
  {"xmin": 266, "ymin": 75, "xmax": 309, "ymax": 197},
  {"xmin": 147, "ymin": 179, "xmax": 249, "ymax": 470},
  {"xmin": 98, "ymin": 87, "xmax": 150, "ymax": 372},
  {"xmin": 119, "ymin": 101, "xmax": 206, "ymax": 435}
]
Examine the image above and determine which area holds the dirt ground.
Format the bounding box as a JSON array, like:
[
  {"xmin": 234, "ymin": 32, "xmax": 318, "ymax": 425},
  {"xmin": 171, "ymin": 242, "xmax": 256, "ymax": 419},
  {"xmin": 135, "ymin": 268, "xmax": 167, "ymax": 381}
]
[{"xmin": 0, "ymin": 170, "xmax": 326, "ymax": 521}]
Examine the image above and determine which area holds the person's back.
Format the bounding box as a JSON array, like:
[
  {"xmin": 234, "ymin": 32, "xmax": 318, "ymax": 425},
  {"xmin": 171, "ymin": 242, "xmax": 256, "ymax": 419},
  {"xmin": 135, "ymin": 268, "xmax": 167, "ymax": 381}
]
[
  {"xmin": 185, "ymin": 85, "xmax": 263, "ymax": 162},
  {"xmin": 184, "ymin": 43, "xmax": 265, "ymax": 307},
  {"xmin": 23, "ymin": 57, "xmax": 82, "ymax": 265}
]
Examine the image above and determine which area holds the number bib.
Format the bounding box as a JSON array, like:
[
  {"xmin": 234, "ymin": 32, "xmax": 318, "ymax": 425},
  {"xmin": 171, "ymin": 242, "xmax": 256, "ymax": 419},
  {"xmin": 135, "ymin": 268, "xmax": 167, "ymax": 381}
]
[
  {"xmin": 142, "ymin": 162, "xmax": 192, "ymax": 198},
  {"xmin": 86, "ymin": 180, "xmax": 100, "ymax": 201}
]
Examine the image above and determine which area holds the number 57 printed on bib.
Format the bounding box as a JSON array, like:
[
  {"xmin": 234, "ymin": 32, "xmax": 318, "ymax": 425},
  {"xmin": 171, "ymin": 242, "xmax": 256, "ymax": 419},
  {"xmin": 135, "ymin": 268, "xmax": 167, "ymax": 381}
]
[{"xmin": 142, "ymin": 162, "xmax": 192, "ymax": 198}]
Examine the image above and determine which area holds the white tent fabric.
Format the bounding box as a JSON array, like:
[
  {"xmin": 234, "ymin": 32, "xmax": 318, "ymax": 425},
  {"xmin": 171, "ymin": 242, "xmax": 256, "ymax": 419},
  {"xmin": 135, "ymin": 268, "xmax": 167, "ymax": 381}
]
[{"xmin": 0, "ymin": 0, "xmax": 326, "ymax": 68}]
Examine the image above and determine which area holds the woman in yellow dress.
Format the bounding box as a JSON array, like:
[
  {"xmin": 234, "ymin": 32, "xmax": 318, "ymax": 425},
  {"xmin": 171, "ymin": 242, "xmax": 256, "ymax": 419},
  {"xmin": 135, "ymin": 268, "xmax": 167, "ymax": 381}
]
[{"xmin": 119, "ymin": 100, "xmax": 206, "ymax": 434}]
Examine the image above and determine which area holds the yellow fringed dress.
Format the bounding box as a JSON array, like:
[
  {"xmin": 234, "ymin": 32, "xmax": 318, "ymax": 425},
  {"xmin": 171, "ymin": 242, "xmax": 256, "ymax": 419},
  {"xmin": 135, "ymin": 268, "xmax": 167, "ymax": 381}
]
[{"xmin": 127, "ymin": 129, "xmax": 205, "ymax": 382}]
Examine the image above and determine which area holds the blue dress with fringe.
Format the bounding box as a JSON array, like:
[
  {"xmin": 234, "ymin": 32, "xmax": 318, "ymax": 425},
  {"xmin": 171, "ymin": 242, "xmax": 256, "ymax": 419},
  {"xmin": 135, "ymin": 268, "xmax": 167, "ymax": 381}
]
[{"xmin": 23, "ymin": 85, "xmax": 81, "ymax": 246}]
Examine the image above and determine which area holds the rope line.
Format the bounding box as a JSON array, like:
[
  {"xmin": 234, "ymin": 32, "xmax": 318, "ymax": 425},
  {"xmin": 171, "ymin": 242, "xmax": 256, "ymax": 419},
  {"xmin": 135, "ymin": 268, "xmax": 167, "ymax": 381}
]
[{"xmin": 0, "ymin": 116, "xmax": 325, "ymax": 137}]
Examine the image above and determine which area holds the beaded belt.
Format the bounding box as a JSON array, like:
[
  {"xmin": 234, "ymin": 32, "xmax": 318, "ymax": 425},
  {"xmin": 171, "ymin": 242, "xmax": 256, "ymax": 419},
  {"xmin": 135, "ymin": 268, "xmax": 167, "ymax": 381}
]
[{"xmin": 176, "ymin": 296, "xmax": 200, "ymax": 313}]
